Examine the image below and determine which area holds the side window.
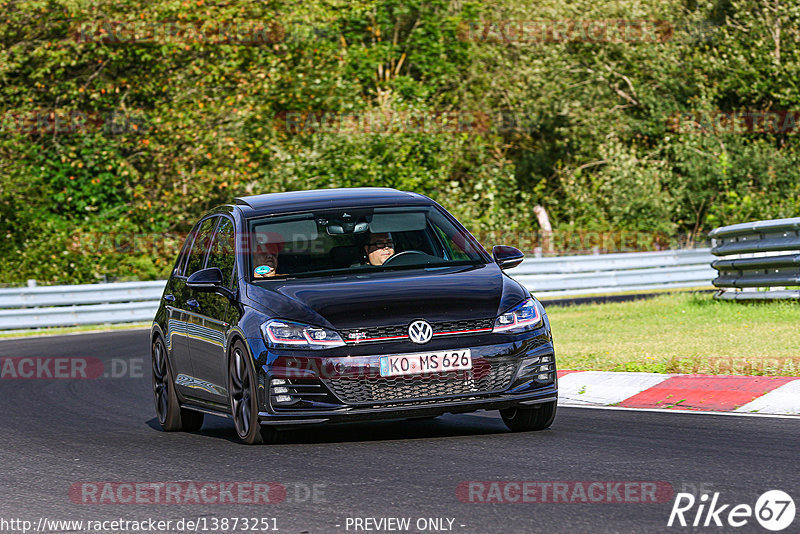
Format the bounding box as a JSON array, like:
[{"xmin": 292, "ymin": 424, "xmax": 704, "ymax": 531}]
[
  {"xmin": 185, "ymin": 217, "xmax": 218, "ymax": 276},
  {"xmin": 207, "ymin": 218, "xmax": 235, "ymax": 288},
  {"xmin": 174, "ymin": 226, "xmax": 199, "ymax": 277}
]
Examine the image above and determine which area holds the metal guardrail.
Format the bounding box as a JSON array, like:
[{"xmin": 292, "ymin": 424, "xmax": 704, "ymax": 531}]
[
  {"xmin": 0, "ymin": 280, "xmax": 166, "ymax": 308},
  {"xmin": 0, "ymin": 281, "xmax": 166, "ymax": 330},
  {"xmin": 513, "ymin": 249, "xmax": 716, "ymax": 298},
  {"xmin": 0, "ymin": 249, "xmax": 716, "ymax": 329},
  {"xmin": 0, "ymin": 301, "xmax": 162, "ymax": 329},
  {"xmin": 710, "ymin": 217, "xmax": 800, "ymax": 300}
]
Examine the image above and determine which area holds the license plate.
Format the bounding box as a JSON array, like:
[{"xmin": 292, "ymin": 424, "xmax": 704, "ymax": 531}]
[{"xmin": 380, "ymin": 349, "xmax": 472, "ymax": 377}]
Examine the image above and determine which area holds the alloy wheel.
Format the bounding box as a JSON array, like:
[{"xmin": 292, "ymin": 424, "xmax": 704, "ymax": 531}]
[
  {"xmin": 230, "ymin": 348, "xmax": 251, "ymax": 437},
  {"xmin": 152, "ymin": 339, "xmax": 169, "ymax": 425}
]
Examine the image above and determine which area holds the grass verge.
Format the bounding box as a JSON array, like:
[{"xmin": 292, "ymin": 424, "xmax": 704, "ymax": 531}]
[
  {"xmin": 0, "ymin": 322, "xmax": 150, "ymax": 339},
  {"xmin": 546, "ymin": 292, "xmax": 800, "ymax": 376}
]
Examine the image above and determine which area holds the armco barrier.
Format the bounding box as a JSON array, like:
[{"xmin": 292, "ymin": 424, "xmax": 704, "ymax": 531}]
[
  {"xmin": 0, "ymin": 249, "xmax": 716, "ymax": 329},
  {"xmin": 710, "ymin": 217, "xmax": 800, "ymax": 300},
  {"xmin": 513, "ymin": 249, "xmax": 715, "ymax": 298},
  {"xmin": 0, "ymin": 281, "xmax": 166, "ymax": 329}
]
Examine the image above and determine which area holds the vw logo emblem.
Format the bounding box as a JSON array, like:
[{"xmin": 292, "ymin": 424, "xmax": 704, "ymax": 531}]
[{"xmin": 408, "ymin": 320, "xmax": 433, "ymax": 344}]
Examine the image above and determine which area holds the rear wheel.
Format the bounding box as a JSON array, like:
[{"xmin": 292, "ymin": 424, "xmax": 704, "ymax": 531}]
[
  {"xmin": 228, "ymin": 341, "xmax": 279, "ymax": 444},
  {"xmin": 151, "ymin": 337, "xmax": 204, "ymax": 432},
  {"xmin": 500, "ymin": 401, "xmax": 557, "ymax": 432}
]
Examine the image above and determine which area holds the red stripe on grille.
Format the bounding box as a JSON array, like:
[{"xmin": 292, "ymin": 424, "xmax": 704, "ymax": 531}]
[{"xmin": 345, "ymin": 334, "xmax": 408, "ymax": 343}]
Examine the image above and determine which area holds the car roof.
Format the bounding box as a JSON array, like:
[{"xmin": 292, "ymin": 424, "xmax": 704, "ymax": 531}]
[{"xmin": 233, "ymin": 187, "xmax": 434, "ymax": 217}]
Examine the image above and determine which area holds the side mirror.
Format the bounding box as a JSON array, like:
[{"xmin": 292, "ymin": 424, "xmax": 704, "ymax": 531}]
[
  {"xmin": 187, "ymin": 267, "xmax": 227, "ymax": 293},
  {"xmin": 492, "ymin": 245, "xmax": 525, "ymax": 270}
]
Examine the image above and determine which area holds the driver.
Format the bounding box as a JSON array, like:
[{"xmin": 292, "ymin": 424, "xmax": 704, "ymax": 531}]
[{"xmin": 364, "ymin": 232, "xmax": 395, "ymax": 266}]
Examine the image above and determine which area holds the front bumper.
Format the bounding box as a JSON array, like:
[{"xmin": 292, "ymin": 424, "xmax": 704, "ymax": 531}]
[
  {"xmin": 257, "ymin": 386, "xmax": 557, "ymax": 426},
  {"xmin": 253, "ymin": 330, "xmax": 557, "ymax": 427}
]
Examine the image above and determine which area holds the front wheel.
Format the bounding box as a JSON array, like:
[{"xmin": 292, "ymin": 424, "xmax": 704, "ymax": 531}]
[
  {"xmin": 500, "ymin": 401, "xmax": 557, "ymax": 432},
  {"xmin": 228, "ymin": 341, "xmax": 279, "ymax": 444}
]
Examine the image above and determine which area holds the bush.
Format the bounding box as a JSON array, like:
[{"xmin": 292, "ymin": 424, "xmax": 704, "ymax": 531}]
[{"xmin": 2, "ymin": 0, "xmax": 798, "ymax": 283}]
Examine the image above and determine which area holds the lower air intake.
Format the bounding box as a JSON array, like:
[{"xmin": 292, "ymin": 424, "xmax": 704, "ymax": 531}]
[{"xmin": 322, "ymin": 359, "xmax": 517, "ymax": 405}]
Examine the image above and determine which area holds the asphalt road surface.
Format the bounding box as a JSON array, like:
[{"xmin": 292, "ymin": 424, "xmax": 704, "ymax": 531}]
[{"xmin": 0, "ymin": 330, "xmax": 798, "ymax": 534}]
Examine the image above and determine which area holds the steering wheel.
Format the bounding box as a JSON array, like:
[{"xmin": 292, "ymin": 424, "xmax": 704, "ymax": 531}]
[{"xmin": 381, "ymin": 250, "xmax": 427, "ymax": 266}]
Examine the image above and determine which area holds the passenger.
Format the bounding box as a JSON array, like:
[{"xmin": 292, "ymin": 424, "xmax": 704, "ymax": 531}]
[
  {"xmin": 364, "ymin": 232, "xmax": 395, "ymax": 266},
  {"xmin": 253, "ymin": 237, "xmax": 283, "ymax": 278}
]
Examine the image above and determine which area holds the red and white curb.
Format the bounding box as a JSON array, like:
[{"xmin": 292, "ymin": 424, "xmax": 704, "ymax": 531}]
[{"xmin": 557, "ymin": 371, "xmax": 800, "ymax": 415}]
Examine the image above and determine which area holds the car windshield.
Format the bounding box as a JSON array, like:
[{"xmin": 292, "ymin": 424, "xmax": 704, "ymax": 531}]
[{"xmin": 247, "ymin": 205, "xmax": 487, "ymax": 280}]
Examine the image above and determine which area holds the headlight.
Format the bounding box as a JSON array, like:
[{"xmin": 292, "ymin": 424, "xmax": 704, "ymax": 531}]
[
  {"xmin": 492, "ymin": 298, "xmax": 542, "ymax": 333},
  {"xmin": 261, "ymin": 319, "xmax": 345, "ymax": 349}
]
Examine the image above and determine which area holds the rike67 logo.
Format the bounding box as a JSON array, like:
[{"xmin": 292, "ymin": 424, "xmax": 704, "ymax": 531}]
[{"xmin": 668, "ymin": 490, "xmax": 796, "ymax": 531}]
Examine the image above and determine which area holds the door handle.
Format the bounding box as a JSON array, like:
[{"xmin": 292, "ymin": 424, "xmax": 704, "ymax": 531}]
[
  {"xmin": 186, "ymin": 299, "xmax": 200, "ymax": 309},
  {"xmin": 163, "ymin": 294, "xmax": 175, "ymax": 302}
]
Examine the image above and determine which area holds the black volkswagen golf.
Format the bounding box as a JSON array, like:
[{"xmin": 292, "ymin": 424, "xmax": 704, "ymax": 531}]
[{"xmin": 151, "ymin": 188, "xmax": 557, "ymax": 444}]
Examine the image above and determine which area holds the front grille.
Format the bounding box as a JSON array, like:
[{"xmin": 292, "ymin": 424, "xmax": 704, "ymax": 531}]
[
  {"xmin": 340, "ymin": 324, "xmax": 407, "ymax": 341},
  {"xmin": 434, "ymin": 318, "xmax": 494, "ymax": 334},
  {"xmin": 341, "ymin": 318, "xmax": 494, "ymax": 343},
  {"xmin": 322, "ymin": 358, "xmax": 517, "ymax": 405}
]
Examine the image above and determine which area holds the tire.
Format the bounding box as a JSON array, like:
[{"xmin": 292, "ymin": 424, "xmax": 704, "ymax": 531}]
[
  {"xmin": 228, "ymin": 341, "xmax": 279, "ymax": 444},
  {"xmin": 500, "ymin": 401, "xmax": 557, "ymax": 432},
  {"xmin": 151, "ymin": 337, "xmax": 204, "ymax": 432}
]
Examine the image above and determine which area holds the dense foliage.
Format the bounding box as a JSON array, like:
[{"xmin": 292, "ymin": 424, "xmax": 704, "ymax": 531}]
[{"xmin": 2, "ymin": 0, "xmax": 799, "ymax": 283}]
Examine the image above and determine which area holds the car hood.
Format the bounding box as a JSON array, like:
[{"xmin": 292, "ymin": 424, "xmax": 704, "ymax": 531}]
[{"xmin": 244, "ymin": 264, "xmax": 527, "ymax": 329}]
